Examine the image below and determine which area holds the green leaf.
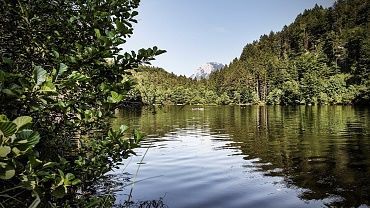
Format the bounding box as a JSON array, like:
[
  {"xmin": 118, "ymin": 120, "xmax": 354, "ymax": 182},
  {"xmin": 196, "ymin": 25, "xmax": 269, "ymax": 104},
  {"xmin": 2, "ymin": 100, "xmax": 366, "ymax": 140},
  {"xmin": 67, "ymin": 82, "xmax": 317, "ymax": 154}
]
[
  {"xmin": 108, "ymin": 91, "xmax": 123, "ymax": 103},
  {"xmin": 67, "ymin": 71, "xmax": 89, "ymax": 82},
  {"xmin": 52, "ymin": 50, "xmax": 60, "ymax": 59},
  {"xmin": 52, "ymin": 186, "xmax": 66, "ymax": 198},
  {"xmin": 68, "ymin": 56, "xmax": 77, "ymax": 63},
  {"xmin": 17, "ymin": 130, "xmax": 40, "ymax": 146},
  {"xmin": 134, "ymin": 129, "xmax": 144, "ymax": 143},
  {"xmin": 43, "ymin": 162, "xmax": 58, "ymax": 168},
  {"xmin": 0, "ymin": 164, "xmax": 15, "ymax": 180},
  {"xmin": 0, "ymin": 146, "xmax": 11, "ymax": 157},
  {"xmin": 0, "ymin": 162, "xmax": 7, "ymax": 168},
  {"xmin": 131, "ymin": 11, "xmax": 139, "ymax": 17},
  {"xmin": 71, "ymin": 179, "xmax": 81, "ymax": 185},
  {"xmin": 58, "ymin": 63, "xmax": 68, "ymax": 77},
  {"xmin": 0, "ymin": 121, "xmax": 17, "ymax": 137},
  {"xmin": 29, "ymin": 156, "xmax": 42, "ymax": 167},
  {"xmin": 2, "ymin": 89, "xmax": 16, "ymax": 96},
  {"xmin": 57, "ymin": 169, "xmax": 65, "ymax": 178},
  {"xmin": 0, "ymin": 115, "xmax": 8, "ymax": 122},
  {"xmin": 115, "ymin": 20, "xmax": 124, "ymax": 31},
  {"xmin": 94, "ymin": 28, "xmax": 101, "ymax": 38},
  {"xmin": 40, "ymin": 81, "xmax": 56, "ymax": 92},
  {"xmin": 13, "ymin": 116, "xmax": 32, "ymax": 130},
  {"xmin": 156, "ymin": 49, "xmax": 167, "ymax": 56},
  {"xmin": 0, "ymin": 70, "xmax": 5, "ymax": 82},
  {"xmin": 12, "ymin": 147, "xmax": 21, "ymax": 156},
  {"xmin": 65, "ymin": 173, "xmax": 75, "ymax": 184},
  {"xmin": 33, "ymin": 66, "xmax": 47, "ymax": 87},
  {"xmin": 119, "ymin": 125, "xmax": 128, "ymax": 133},
  {"xmin": 68, "ymin": 16, "xmax": 77, "ymax": 23}
]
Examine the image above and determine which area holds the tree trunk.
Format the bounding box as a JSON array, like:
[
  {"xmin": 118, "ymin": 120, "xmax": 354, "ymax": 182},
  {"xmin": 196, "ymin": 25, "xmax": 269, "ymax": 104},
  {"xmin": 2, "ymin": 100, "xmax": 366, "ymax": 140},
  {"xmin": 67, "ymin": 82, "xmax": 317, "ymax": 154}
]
[{"xmin": 256, "ymin": 77, "xmax": 260, "ymax": 102}]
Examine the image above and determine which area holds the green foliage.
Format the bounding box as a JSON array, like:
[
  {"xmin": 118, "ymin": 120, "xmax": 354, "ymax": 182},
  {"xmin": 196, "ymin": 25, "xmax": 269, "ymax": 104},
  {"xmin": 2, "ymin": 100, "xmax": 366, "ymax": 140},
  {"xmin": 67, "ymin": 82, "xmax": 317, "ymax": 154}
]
[
  {"xmin": 0, "ymin": 115, "xmax": 41, "ymax": 194},
  {"xmin": 0, "ymin": 0, "xmax": 163, "ymax": 206},
  {"xmin": 205, "ymin": 0, "xmax": 368, "ymax": 105},
  {"xmin": 267, "ymin": 89, "xmax": 283, "ymax": 105},
  {"xmin": 129, "ymin": 0, "xmax": 368, "ymax": 106},
  {"xmin": 217, "ymin": 92, "xmax": 232, "ymax": 105},
  {"xmin": 301, "ymin": 71, "xmax": 322, "ymax": 104}
]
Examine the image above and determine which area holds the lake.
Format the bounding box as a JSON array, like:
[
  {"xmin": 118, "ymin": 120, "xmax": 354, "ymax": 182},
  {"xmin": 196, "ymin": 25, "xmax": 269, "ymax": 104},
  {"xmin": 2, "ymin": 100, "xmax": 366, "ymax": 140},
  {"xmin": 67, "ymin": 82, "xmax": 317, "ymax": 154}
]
[{"xmin": 107, "ymin": 106, "xmax": 370, "ymax": 208}]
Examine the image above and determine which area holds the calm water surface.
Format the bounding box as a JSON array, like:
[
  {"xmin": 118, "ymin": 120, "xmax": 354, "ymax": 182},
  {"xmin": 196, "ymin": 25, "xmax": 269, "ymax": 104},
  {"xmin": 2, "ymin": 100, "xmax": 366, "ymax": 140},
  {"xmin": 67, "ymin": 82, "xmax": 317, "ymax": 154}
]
[{"xmin": 108, "ymin": 106, "xmax": 370, "ymax": 208}]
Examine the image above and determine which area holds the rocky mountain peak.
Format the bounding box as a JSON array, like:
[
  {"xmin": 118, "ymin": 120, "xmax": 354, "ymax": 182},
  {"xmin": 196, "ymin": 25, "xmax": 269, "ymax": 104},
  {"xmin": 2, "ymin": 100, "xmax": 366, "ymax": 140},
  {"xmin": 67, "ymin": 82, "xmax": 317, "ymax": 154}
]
[{"xmin": 191, "ymin": 62, "xmax": 224, "ymax": 80}]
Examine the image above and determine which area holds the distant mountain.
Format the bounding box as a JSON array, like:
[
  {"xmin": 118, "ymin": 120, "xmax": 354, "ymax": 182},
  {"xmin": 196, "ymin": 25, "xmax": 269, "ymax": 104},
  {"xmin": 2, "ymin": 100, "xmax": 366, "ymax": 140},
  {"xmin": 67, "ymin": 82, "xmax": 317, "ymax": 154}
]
[{"xmin": 191, "ymin": 62, "xmax": 224, "ymax": 80}]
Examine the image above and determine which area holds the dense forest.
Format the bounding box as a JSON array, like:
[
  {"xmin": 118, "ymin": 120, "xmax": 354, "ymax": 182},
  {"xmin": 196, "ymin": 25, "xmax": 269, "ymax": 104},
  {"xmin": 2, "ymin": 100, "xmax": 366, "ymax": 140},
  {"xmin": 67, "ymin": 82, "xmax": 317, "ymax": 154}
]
[
  {"xmin": 131, "ymin": 0, "xmax": 369, "ymax": 105},
  {"xmin": 125, "ymin": 67, "xmax": 223, "ymax": 105}
]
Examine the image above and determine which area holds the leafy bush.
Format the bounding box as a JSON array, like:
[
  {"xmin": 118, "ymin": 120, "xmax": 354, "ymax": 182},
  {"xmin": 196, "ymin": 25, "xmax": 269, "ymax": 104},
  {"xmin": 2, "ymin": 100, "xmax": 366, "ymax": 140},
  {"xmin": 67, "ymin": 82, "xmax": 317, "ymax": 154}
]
[
  {"xmin": 0, "ymin": 116, "xmax": 38, "ymax": 180},
  {"xmin": 217, "ymin": 92, "xmax": 232, "ymax": 105},
  {"xmin": 317, "ymin": 92, "xmax": 330, "ymax": 105},
  {"xmin": 267, "ymin": 88, "xmax": 283, "ymax": 105},
  {"xmin": 281, "ymin": 81, "xmax": 301, "ymax": 105},
  {"xmin": 0, "ymin": 0, "xmax": 164, "ymax": 206}
]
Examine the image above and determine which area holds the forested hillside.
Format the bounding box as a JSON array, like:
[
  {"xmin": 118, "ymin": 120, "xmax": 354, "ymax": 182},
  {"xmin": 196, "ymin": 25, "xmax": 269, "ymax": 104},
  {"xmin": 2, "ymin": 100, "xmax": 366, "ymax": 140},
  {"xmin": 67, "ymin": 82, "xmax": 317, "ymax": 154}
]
[
  {"xmin": 208, "ymin": 0, "xmax": 369, "ymax": 105},
  {"xmin": 127, "ymin": 67, "xmax": 228, "ymax": 105},
  {"xmin": 130, "ymin": 0, "xmax": 369, "ymax": 105}
]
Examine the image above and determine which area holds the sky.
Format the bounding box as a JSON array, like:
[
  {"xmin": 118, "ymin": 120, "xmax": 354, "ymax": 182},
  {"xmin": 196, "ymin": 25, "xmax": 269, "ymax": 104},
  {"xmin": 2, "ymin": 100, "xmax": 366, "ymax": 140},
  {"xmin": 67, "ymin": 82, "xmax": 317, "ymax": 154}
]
[{"xmin": 122, "ymin": 0, "xmax": 335, "ymax": 76}]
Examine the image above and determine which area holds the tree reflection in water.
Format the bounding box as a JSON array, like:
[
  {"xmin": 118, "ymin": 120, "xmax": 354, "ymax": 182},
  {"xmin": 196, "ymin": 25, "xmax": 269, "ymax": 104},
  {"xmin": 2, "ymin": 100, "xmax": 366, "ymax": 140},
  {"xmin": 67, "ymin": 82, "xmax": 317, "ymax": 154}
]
[{"xmin": 112, "ymin": 105, "xmax": 370, "ymax": 207}]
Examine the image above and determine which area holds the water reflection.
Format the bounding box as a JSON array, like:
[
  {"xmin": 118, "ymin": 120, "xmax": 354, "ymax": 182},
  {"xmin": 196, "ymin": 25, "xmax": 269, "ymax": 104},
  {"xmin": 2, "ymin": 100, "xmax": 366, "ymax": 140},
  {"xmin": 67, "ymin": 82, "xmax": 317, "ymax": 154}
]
[{"xmin": 112, "ymin": 106, "xmax": 370, "ymax": 207}]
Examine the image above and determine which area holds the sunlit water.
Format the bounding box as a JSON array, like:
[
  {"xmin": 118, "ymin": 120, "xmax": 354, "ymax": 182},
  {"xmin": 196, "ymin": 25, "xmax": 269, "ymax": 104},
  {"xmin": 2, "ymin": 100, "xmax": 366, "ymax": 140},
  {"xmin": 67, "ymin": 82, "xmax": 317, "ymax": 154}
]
[{"xmin": 105, "ymin": 106, "xmax": 370, "ymax": 208}]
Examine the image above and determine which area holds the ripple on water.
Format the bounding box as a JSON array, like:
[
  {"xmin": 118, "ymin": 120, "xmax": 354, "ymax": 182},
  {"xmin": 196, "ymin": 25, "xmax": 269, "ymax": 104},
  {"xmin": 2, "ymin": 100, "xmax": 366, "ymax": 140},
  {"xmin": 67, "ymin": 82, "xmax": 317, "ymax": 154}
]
[{"xmin": 108, "ymin": 106, "xmax": 370, "ymax": 207}]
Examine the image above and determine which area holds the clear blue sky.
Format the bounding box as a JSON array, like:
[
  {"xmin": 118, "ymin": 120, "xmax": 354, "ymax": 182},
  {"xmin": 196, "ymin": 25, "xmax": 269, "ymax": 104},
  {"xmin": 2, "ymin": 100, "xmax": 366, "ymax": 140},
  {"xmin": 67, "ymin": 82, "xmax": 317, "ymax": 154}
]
[{"xmin": 122, "ymin": 0, "xmax": 334, "ymax": 76}]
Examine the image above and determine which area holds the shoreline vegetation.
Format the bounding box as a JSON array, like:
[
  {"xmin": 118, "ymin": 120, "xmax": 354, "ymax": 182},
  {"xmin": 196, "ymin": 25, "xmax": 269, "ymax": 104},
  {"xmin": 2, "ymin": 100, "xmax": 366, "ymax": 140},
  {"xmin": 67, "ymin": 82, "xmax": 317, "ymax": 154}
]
[{"xmin": 126, "ymin": 0, "xmax": 369, "ymax": 107}]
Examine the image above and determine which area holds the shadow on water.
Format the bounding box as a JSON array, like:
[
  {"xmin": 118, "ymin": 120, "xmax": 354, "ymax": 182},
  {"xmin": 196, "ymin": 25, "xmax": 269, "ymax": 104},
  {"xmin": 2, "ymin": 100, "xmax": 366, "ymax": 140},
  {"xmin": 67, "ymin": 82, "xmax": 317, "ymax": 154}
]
[
  {"xmin": 112, "ymin": 105, "xmax": 370, "ymax": 207},
  {"xmin": 92, "ymin": 173, "xmax": 168, "ymax": 208},
  {"xmin": 117, "ymin": 198, "xmax": 168, "ymax": 208}
]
